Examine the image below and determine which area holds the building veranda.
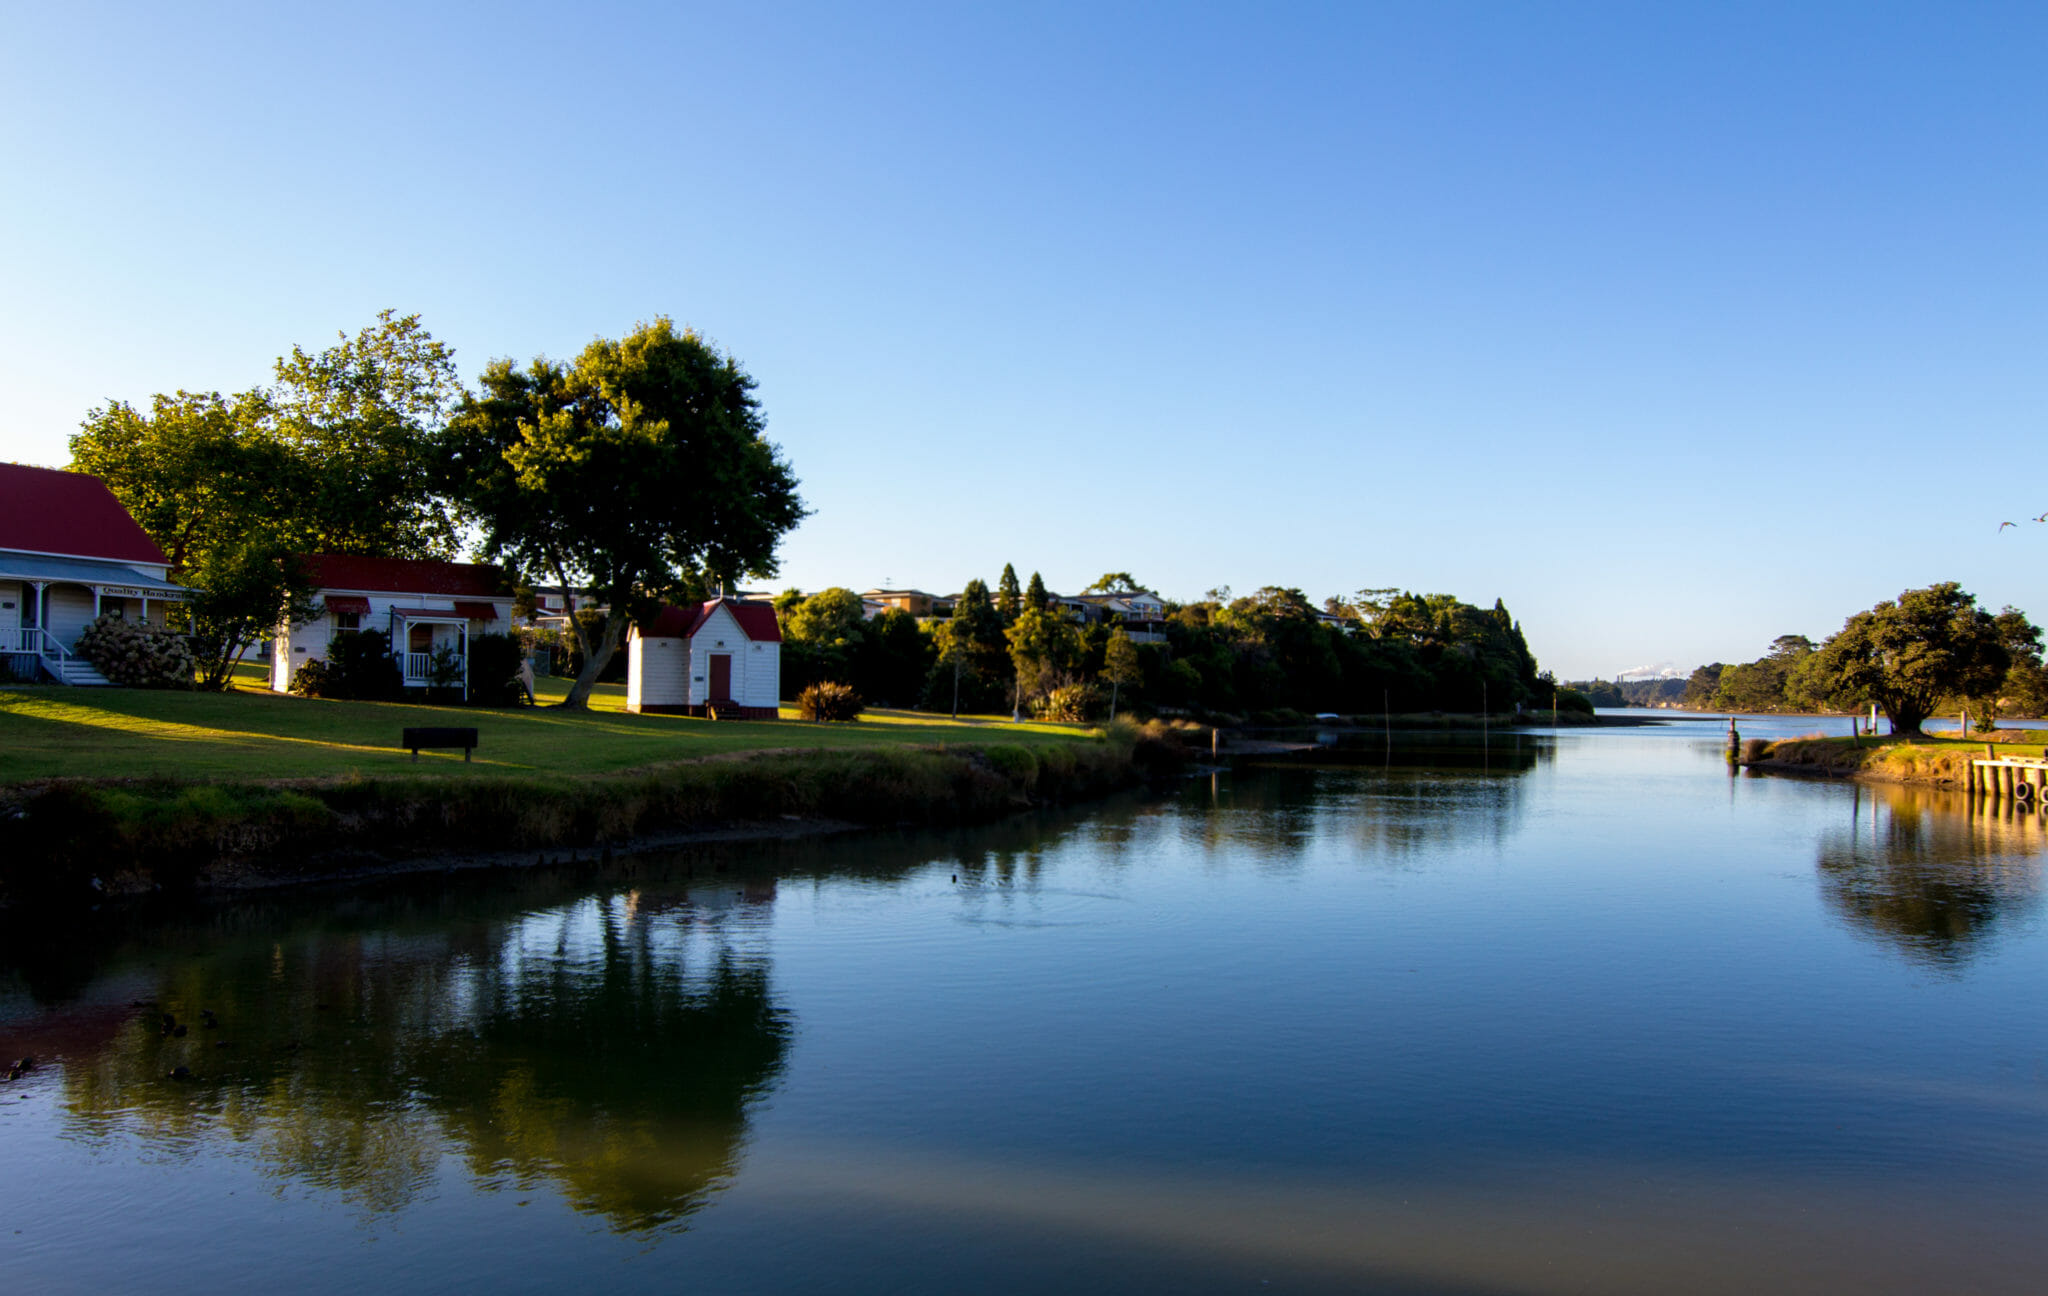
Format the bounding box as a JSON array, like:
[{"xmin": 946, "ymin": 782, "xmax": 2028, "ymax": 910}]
[
  {"xmin": 0, "ymin": 463, "xmax": 189, "ymax": 685},
  {"xmin": 273, "ymin": 555, "xmax": 513, "ymax": 701}
]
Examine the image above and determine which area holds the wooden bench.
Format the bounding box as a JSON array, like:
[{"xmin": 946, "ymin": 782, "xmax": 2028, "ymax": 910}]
[{"xmin": 402, "ymin": 726, "xmax": 479, "ymax": 762}]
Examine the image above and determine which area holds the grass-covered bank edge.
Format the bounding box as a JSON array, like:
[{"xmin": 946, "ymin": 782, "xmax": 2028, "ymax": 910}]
[
  {"xmin": 1741, "ymin": 731, "xmax": 2048, "ymax": 785},
  {"xmin": 3, "ymin": 726, "xmax": 1189, "ymax": 907}
]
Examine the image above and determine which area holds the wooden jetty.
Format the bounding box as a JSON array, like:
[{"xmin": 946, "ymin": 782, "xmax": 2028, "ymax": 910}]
[{"xmin": 1971, "ymin": 750, "xmax": 2048, "ymax": 802}]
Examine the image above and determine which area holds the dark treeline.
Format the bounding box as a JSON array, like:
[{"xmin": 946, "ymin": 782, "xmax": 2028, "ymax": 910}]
[
  {"xmin": 774, "ymin": 577, "xmax": 1545, "ymax": 722},
  {"xmin": 1667, "ymin": 584, "xmax": 2047, "ymax": 733}
]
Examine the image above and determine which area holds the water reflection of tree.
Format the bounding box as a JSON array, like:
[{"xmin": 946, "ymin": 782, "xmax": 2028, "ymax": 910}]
[
  {"xmin": 49, "ymin": 888, "xmax": 790, "ymax": 1232},
  {"xmin": 1184, "ymin": 733, "xmax": 1543, "ymax": 861},
  {"xmin": 1815, "ymin": 784, "xmax": 2046, "ymax": 968}
]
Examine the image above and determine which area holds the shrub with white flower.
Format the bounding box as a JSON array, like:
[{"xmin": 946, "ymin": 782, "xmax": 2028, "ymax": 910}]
[{"xmin": 74, "ymin": 613, "xmax": 196, "ymax": 688}]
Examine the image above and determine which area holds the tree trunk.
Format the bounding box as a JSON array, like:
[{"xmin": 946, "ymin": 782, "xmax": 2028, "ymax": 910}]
[
  {"xmin": 557, "ymin": 608, "xmax": 627, "ymax": 710},
  {"xmin": 1888, "ymin": 705, "xmax": 1927, "ymax": 737},
  {"xmin": 1109, "ymin": 680, "xmax": 1119, "ymax": 720}
]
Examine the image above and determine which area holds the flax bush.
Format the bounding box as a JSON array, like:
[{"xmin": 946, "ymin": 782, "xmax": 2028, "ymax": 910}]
[{"xmin": 74, "ymin": 613, "xmax": 195, "ymax": 688}]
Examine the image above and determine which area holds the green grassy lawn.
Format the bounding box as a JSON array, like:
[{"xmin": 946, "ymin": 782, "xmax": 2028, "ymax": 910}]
[{"xmin": 0, "ymin": 670, "xmax": 1093, "ymax": 784}]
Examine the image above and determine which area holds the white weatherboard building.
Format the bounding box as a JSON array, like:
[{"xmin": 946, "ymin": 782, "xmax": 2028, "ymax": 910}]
[
  {"xmin": 0, "ymin": 463, "xmax": 189, "ymax": 685},
  {"xmin": 626, "ymin": 598, "xmax": 782, "ymax": 718},
  {"xmin": 273, "ymin": 555, "xmax": 513, "ymax": 699}
]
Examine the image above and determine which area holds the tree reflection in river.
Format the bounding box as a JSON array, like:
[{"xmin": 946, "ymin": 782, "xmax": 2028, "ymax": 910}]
[
  {"xmin": 1815, "ymin": 783, "xmax": 2047, "ymax": 967},
  {"xmin": 45, "ymin": 882, "xmax": 791, "ymax": 1232},
  {"xmin": 1183, "ymin": 731, "xmax": 1546, "ymax": 862}
]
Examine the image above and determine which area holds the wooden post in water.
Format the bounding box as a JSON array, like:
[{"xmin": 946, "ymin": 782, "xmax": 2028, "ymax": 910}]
[{"xmin": 1726, "ymin": 717, "xmax": 1741, "ymax": 769}]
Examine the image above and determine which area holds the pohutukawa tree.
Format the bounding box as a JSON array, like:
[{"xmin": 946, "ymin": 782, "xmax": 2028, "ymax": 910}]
[
  {"xmin": 444, "ymin": 319, "xmax": 805, "ymax": 710},
  {"xmin": 1805, "ymin": 582, "xmax": 2010, "ymax": 736}
]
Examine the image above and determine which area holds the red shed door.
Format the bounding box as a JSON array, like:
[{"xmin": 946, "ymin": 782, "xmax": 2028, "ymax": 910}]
[{"xmin": 708, "ymin": 654, "xmax": 732, "ymax": 701}]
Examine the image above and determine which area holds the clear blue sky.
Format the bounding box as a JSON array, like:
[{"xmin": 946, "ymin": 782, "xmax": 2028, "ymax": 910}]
[{"xmin": 3, "ymin": 2, "xmax": 2043, "ymax": 679}]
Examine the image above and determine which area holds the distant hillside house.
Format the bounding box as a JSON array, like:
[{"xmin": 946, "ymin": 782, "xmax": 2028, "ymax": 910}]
[
  {"xmin": 861, "ymin": 588, "xmax": 955, "ymax": 619},
  {"xmin": 626, "ymin": 598, "xmax": 781, "ymax": 718},
  {"xmin": 0, "ymin": 463, "xmax": 188, "ymax": 685},
  {"xmin": 1066, "ymin": 590, "xmax": 1168, "ymax": 644},
  {"xmin": 274, "ymin": 555, "xmax": 512, "ymax": 699}
]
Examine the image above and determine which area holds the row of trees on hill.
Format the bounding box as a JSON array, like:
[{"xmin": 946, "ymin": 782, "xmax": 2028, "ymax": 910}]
[
  {"xmin": 776, "ymin": 573, "xmax": 1547, "ymax": 722},
  {"xmin": 1675, "ymin": 583, "xmax": 2046, "ymax": 734},
  {"xmin": 1563, "ymin": 677, "xmax": 1688, "ymax": 708},
  {"xmin": 70, "ymin": 313, "xmax": 804, "ymax": 707}
]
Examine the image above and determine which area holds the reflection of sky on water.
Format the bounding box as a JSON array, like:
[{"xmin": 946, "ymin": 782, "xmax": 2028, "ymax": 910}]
[{"xmin": 4, "ymin": 726, "xmax": 2048, "ymax": 1294}]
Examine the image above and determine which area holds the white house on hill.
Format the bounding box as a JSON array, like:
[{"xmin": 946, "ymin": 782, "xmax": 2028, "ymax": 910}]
[{"xmin": 626, "ymin": 598, "xmax": 781, "ymax": 718}]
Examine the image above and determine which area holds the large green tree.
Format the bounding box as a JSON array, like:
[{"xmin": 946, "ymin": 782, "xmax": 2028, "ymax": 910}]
[
  {"xmin": 1006, "ymin": 605, "xmax": 1082, "ymax": 718},
  {"xmin": 1710, "ymin": 634, "xmax": 1816, "ymax": 713},
  {"xmin": 268, "ymin": 310, "xmax": 464, "ymax": 557},
  {"xmin": 1805, "ymin": 583, "xmax": 2009, "ymax": 735},
  {"xmin": 1972, "ymin": 607, "xmax": 2046, "ymax": 728},
  {"xmin": 780, "ymin": 587, "xmax": 868, "ymax": 691},
  {"xmin": 72, "ymin": 390, "xmax": 313, "ymax": 689},
  {"xmin": 445, "ymin": 319, "xmax": 804, "ymax": 709},
  {"xmin": 71, "ymin": 313, "xmax": 463, "ymax": 687}
]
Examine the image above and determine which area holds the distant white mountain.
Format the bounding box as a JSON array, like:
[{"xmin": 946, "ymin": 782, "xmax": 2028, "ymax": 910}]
[{"xmin": 1616, "ymin": 662, "xmax": 1687, "ymax": 680}]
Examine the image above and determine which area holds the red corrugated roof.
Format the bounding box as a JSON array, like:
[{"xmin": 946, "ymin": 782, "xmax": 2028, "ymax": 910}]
[
  {"xmin": 0, "ymin": 463, "xmax": 168, "ymax": 565},
  {"xmin": 722, "ymin": 598, "xmax": 782, "ymax": 643},
  {"xmin": 639, "ymin": 598, "xmax": 782, "ymax": 643},
  {"xmin": 302, "ymin": 554, "xmax": 506, "ymax": 597},
  {"xmin": 643, "ymin": 604, "xmax": 707, "ymax": 639}
]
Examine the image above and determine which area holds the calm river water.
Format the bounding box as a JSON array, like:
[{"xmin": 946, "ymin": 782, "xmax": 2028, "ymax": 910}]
[{"xmin": 4, "ymin": 718, "xmax": 2046, "ymax": 1294}]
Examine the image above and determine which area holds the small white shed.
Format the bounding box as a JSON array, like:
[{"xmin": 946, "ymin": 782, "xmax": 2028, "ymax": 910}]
[{"xmin": 627, "ymin": 598, "xmax": 782, "ymax": 718}]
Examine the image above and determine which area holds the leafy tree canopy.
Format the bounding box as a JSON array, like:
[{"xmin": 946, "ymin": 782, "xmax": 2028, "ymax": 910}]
[
  {"xmin": 781, "ymin": 587, "xmax": 868, "ymax": 682},
  {"xmin": 445, "ymin": 318, "xmax": 804, "ymax": 708},
  {"xmin": 269, "ymin": 310, "xmax": 464, "ymax": 557},
  {"xmin": 1084, "ymin": 572, "xmax": 1141, "ymax": 593},
  {"xmin": 1806, "ymin": 582, "xmax": 2009, "ymax": 735},
  {"xmin": 69, "ymin": 313, "xmax": 460, "ymax": 689},
  {"xmin": 1006, "ymin": 605, "xmax": 1082, "ymax": 710}
]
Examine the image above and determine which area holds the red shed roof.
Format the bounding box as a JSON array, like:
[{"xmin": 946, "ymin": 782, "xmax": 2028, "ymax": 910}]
[
  {"xmin": 302, "ymin": 554, "xmax": 506, "ymax": 598},
  {"xmin": 640, "ymin": 598, "xmax": 782, "ymax": 643},
  {"xmin": 0, "ymin": 463, "xmax": 168, "ymax": 566},
  {"xmin": 643, "ymin": 604, "xmax": 707, "ymax": 639},
  {"xmin": 723, "ymin": 598, "xmax": 782, "ymax": 642}
]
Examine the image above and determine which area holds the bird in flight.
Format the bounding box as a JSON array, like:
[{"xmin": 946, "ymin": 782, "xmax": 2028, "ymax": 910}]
[
  {"xmin": 2000, "ymin": 521, "xmax": 2016, "ymax": 530},
  {"xmin": 2035, "ymin": 512, "xmax": 2048, "ymax": 522}
]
